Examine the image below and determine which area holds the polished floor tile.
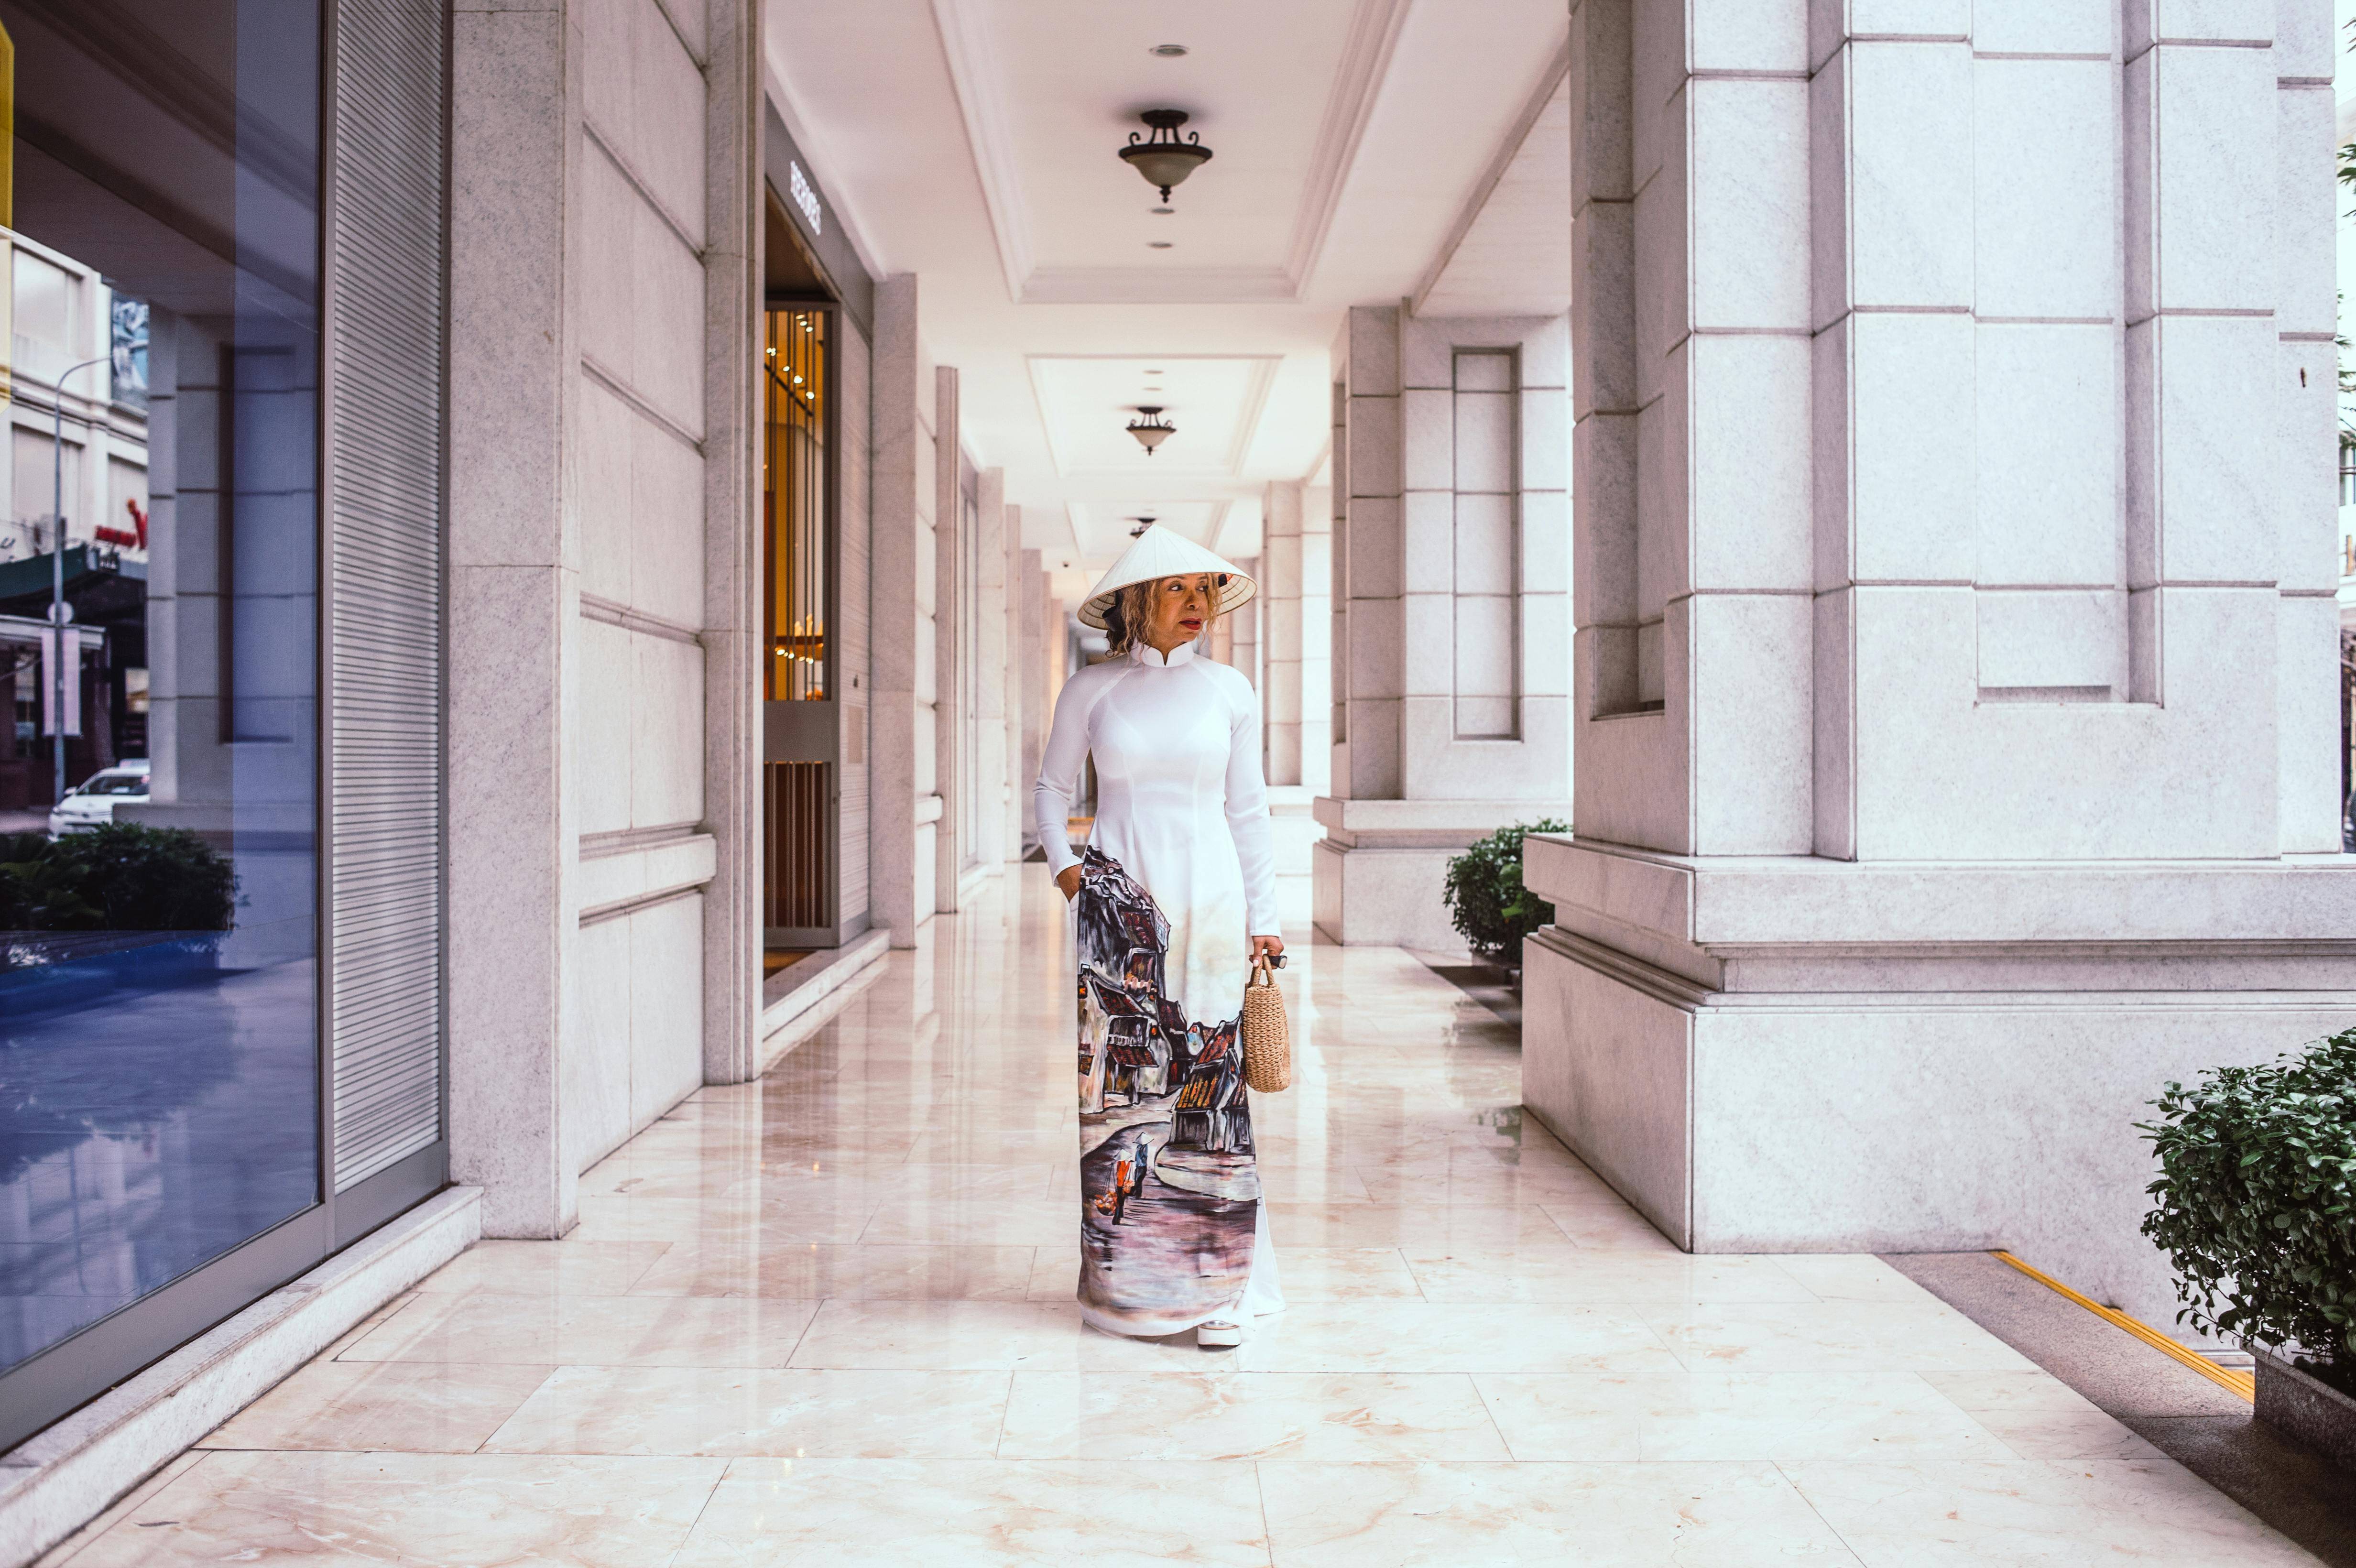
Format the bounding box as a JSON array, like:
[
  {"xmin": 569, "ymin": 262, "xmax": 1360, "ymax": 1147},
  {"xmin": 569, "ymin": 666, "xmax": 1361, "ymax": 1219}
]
[
  {"xmin": 1473, "ymin": 1371, "xmax": 2017, "ymax": 1461},
  {"xmin": 342, "ymin": 1291, "xmax": 820, "ymax": 1368},
  {"xmin": 1782, "ymin": 1459, "xmax": 2316, "ymax": 1566},
  {"xmin": 1256, "ymin": 1460, "xmax": 1861, "ymax": 1567},
  {"xmin": 58, "ymin": 869, "xmax": 2321, "ymax": 1566},
  {"xmin": 63, "ymin": 1451, "xmax": 727, "ymax": 1567},
  {"xmin": 198, "ymin": 1360, "xmax": 556, "ymax": 1454},
  {"xmin": 669, "ymin": 1458, "xmax": 1272, "ymax": 1567},
  {"xmin": 484, "ymin": 1365, "xmax": 1012, "ymax": 1457},
  {"xmin": 999, "ymin": 1371, "xmax": 1510, "ymax": 1461}
]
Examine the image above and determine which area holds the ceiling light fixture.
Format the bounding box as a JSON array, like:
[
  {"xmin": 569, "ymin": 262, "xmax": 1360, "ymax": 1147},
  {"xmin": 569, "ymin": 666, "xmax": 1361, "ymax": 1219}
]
[
  {"xmin": 1119, "ymin": 109, "xmax": 1212, "ymax": 202},
  {"xmin": 1149, "ymin": 43, "xmax": 1188, "ymax": 56},
  {"xmin": 1148, "ymin": 241, "xmax": 1173, "ymax": 249},
  {"xmin": 1128, "ymin": 515, "xmax": 1158, "ymax": 536},
  {"xmin": 1126, "ymin": 406, "xmax": 1175, "ymax": 456}
]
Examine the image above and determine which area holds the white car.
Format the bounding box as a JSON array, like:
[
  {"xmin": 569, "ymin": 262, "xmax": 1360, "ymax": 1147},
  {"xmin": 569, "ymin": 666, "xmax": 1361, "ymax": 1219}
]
[{"xmin": 48, "ymin": 760, "xmax": 152, "ymax": 836}]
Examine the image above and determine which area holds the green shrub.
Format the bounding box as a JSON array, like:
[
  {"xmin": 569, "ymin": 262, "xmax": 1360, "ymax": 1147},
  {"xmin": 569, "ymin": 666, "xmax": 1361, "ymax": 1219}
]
[
  {"xmin": 0, "ymin": 823, "xmax": 238, "ymax": 932},
  {"xmin": 1440, "ymin": 819, "xmax": 1568, "ymax": 966},
  {"xmin": 2140, "ymin": 1028, "xmax": 2356, "ymax": 1380}
]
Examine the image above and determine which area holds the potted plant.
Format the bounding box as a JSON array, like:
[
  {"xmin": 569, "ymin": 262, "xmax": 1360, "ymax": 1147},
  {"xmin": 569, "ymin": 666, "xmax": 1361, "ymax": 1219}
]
[
  {"xmin": 1440, "ymin": 818, "xmax": 1568, "ymax": 971},
  {"xmin": 2141, "ymin": 1028, "xmax": 2356, "ymax": 1472}
]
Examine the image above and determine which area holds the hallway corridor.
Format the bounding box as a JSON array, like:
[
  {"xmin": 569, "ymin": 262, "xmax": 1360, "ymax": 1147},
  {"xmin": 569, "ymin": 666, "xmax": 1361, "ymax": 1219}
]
[{"xmin": 41, "ymin": 871, "xmax": 2322, "ymax": 1566}]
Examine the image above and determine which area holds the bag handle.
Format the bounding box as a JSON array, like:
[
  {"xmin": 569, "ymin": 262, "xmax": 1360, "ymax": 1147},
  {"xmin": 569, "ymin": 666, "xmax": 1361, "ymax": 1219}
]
[{"xmin": 1249, "ymin": 952, "xmax": 1275, "ymax": 988}]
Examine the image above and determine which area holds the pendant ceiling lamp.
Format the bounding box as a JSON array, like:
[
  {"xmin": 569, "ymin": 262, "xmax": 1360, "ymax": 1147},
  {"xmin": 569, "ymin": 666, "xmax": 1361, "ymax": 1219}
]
[
  {"xmin": 1126, "ymin": 406, "xmax": 1175, "ymax": 456},
  {"xmin": 1119, "ymin": 109, "xmax": 1213, "ymax": 201}
]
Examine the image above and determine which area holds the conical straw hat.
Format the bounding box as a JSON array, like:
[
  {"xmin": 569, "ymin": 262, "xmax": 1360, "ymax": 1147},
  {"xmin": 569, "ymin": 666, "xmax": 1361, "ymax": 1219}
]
[{"xmin": 1078, "ymin": 524, "xmax": 1256, "ymax": 630}]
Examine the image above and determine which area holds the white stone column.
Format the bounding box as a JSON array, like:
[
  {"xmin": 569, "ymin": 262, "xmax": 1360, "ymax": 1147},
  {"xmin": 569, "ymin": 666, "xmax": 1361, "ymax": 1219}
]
[
  {"xmin": 1527, "ymin": 0, "xmax": 2356, "ymax": 1325},
  {"xmin": 1017, "ymin": 545, "xmax": 1049, "ymax": 854},
  {"xmin": 1262, "ymin": 481, "xmax": 1306, "ymax": 783},
  {"xmin": 1313, "ymin": 305, "xmax": 1574, "ymax": 950},
  {"xmin": 1003, "ymin": 506, "xmax": 1027, "ymax": 863},
  {"xmin": 973, "ymin": 468, "xmax": 1010, "ymax": 872},
  {"xmin": 447, "ymin": 0, "xmax": 583, "ymax": 1239},
  {"xmin": 869, "ymin": 275, "xmax": 924, "ymax": 947},
  {"xmin": 700, "ymin": 0, "xmax": 762, "ymax": 1084},
  {"xmin": 932, "ymin": 367, "xmax": 964, "ymax": 914}
]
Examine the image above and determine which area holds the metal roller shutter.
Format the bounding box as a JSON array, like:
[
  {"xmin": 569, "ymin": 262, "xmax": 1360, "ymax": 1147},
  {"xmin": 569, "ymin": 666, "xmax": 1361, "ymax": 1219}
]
[{"xmin": 326, "ymin": 0, "xmax": 447, "ymax": 1194}]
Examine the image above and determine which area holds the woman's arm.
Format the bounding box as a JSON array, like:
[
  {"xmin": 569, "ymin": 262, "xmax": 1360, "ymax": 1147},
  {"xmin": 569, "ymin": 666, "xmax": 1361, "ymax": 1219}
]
[
  {"xmin": 1034, "ymin": 669, "xmax": 1100, "ymax": 893},
  {"xmin": 1223, "ymin": 674, "xmax": 1282, "ymax": 940}
]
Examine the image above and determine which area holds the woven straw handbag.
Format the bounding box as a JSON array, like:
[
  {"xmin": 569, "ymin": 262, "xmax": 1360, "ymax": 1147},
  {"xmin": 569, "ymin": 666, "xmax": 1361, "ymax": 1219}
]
[{"xmin": 1242, "ymin": 954, "xmax": 1291, "ymax": 1093}]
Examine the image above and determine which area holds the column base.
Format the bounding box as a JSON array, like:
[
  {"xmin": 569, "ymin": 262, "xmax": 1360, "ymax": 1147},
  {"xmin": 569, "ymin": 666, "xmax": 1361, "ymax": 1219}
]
[
  {"xmin": 1310, "ymin": 798, "xmax": 1572, "ymax": 949},
  {"xmin": 1521, "ymin": 834, "xmax": 2356, "ymax": 1328}
]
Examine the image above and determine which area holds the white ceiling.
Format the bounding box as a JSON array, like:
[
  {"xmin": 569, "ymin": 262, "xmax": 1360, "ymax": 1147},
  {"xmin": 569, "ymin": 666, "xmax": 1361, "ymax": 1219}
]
[{"xmin": 764, "ymin": 0, "xmax": 1568, "ymax": 574}]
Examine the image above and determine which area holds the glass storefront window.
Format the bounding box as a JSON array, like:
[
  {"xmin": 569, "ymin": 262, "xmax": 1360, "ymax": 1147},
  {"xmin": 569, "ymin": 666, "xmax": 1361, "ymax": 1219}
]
[{"xmin": 0, "ymin": 0, "xmax": 322, "ymax": 1394}]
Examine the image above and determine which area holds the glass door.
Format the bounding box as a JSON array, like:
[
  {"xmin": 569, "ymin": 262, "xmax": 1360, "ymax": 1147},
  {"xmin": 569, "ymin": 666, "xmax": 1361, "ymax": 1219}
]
[{"xmin": 761, "ymin": 307, "xmax": 836, "ymax": 951}]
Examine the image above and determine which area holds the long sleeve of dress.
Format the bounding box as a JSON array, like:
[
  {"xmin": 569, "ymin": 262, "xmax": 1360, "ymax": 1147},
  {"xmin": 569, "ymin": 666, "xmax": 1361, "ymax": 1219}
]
[
  {"xmin": 1033, "ymin": 670, "xmax": 1102, "ymax": 878},
  {"xmin": 1225, "ymin": 680, "xmax": 1281, "ymax": 937}
]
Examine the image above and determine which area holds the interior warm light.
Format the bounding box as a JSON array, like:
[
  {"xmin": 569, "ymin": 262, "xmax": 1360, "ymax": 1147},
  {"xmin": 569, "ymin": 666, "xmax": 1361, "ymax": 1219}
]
[
  {"xmin": 1126, "ymin": 406, "xmax": 1175, "ymax": 455},
  {"xmin": 1118, "ymin": 109, "xmax": 1212, "ymax": 202}
]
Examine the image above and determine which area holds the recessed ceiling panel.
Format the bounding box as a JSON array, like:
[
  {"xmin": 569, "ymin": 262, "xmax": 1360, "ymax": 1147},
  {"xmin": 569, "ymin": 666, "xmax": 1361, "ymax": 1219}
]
[{"xmin": 1029, "ymin": 354, "xmax": 1279, "ymax": 478}]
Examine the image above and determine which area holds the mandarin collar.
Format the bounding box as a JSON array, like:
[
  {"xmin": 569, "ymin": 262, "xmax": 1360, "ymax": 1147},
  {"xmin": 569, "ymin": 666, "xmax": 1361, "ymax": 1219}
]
[{"xmin": 1130, "ymin": 640, "xmax": 1199, "ymax": 670}]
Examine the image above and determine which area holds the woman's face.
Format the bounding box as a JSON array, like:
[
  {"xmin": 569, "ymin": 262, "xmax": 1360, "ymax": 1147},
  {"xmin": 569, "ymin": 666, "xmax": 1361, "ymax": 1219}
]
[{"xmin": 1142, "ymin": 573, "xmax": 1215, "ymax": 651}]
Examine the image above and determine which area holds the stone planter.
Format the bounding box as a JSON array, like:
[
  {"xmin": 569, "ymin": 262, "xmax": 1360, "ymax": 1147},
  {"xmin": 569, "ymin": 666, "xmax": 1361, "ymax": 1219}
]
[{"xmin": 2255, "ymin": 1348, "xmax": 2356, "ymax": 1475}]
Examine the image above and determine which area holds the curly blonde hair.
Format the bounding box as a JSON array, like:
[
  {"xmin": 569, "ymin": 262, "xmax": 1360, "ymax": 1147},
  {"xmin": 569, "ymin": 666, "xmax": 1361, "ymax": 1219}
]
[{"xmin": 1104, "ymin": 575, "xmax": 1223, "ymax": 656}]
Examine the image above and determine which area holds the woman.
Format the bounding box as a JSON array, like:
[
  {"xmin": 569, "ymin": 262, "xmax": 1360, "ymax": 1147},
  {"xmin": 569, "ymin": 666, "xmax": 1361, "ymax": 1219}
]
[{"xmin": 1034, "ymin": 525, "xmax": 1285, "ymax": 1349}]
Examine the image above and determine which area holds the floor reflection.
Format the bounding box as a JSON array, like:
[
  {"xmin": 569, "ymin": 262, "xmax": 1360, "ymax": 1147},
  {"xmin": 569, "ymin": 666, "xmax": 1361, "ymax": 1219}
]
[{"xmin": 0, "ymin": 957, "xmax": 317, "ymax": 1369}]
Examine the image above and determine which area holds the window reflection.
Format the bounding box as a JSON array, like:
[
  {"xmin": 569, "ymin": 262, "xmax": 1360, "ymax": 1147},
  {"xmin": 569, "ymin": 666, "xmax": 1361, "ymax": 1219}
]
[{"xmin": 0, "ymin": 0, "xmax": 321, "ymax": 1381}]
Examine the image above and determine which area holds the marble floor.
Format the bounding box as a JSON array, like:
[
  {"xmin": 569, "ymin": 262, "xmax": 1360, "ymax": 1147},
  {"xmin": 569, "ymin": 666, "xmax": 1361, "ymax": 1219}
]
[{"xmin": 40, "ymin": 868, "xmax": 2323, "ymax": 1566}]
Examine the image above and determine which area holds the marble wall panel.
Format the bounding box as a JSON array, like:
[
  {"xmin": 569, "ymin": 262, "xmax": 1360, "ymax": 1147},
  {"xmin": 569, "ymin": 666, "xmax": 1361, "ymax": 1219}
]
[
  {"xmin": 1972, "ymin": 58, "xmax": 2119, "ymax": 321},
  {"xmin": 1970, "ymin": 0, "xmax": 2113, "ymax": 53},
  {"xmin": 1401, "ymin": 594, "xmax": 1452, "ymax": 701},
  {"xmin": 1838, "ymin": 312, "xmax": 1976, "ymax": 584},
  {"xmin": 575, "ymin": 618, "xmax": 634, "ymax": 835},
  {"xmin": 626, "ymin": 893, "xmax": 705, "ymax": 1131},
  {"xmin": 2275, "ymin": 338, "xmax": 2340, "ymax": 593},
  {"xmin": 633, "ymin": 633, "xmax": 704, "ymax": 827},
  {"xmin": 1686, "ymin": 333, "xmax": 1810, "ymax": 593},
  {"xmin": 1973, "ymin": 324, "xmax": 2119, "ymax": 588},
  {"xmin": 566, "ymin": 915, "xmax": 633, "ymax": 1171},
  {"xmin": 1522, "ymin": 490, "xmax": 1569, "ymax": 595},
  {"xmin": 2276, "ymin": 592, "xmax": 2345, "ymax": 852},
  {"xmin": 2274, "ymin": 84, "xmax": 2338, "ymax": 337},
  {"xmin": 1686, "ymin": 594, "xmax": 1812, "ymax": 853},
  {"xmin": 2124, "ymin": 42, "xmax": 2276, "ymax": 316},
  {"xmin": 1850, "ymin": 585, "xmax": 2279, "ymax": 859},
  {"xmin": 1688, "ymin": 0, "xmax": 1807, "ymax": 71},
  {"xmin": 1974, "ymin": 589, "xmax": 2127, "ymax": 693},
  {"xmin": 1522, "ymin": 595, "xmax": 1571, "ymax": 700},
  {"xmin": 1522, "ymin": 937, "xmax": 1692, "ymax": 1248},
  {"xmin": 2129, "ymin": 314, "xmax": 2274, "ymax": 585},
  {"xmin": 1835, "ymin": 42, "xmax": 1972, "ymax": 311},
  {"xmin": 2125, "ymin": 0, "xmax": 2275, "ymax": 52},
  {"xmin": 577, "ymin": 383, "xmax": 633, "ymax": 604},
  {"xmin": 1686, "ymin": 993, "xmax": 2350, "ymax": 1327},
  {"xmin": 581, "ymin": 0, "xmax": 707, "ymax": 240},
  {"xmin": 2273, "ymin": 0, "xmax": 2335, "ymax": 77},
  {"xmin": 1690, "ymin": 76, "xmax": 1812, "ymax": 326},
  {"xmin": 631, "ymin": 419, "xmax": 704, "ymax": 628},
  {"xmin": 1345, "ymin": 496, "xmax": 1404, "ymax": 602}
]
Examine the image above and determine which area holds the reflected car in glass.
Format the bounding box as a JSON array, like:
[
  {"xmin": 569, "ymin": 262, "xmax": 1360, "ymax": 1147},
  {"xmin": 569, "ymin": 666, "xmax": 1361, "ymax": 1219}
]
[{"xmin": 45, "ymin": 759, "xmax": 151, "ymax": 836}]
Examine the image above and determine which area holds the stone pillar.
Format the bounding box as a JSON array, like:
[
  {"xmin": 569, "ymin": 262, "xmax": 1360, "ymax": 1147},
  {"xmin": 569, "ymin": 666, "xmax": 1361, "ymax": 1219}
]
[
  {"xmin": 869, "ymin": 275, "xmax": 923, "ymax": 947},
  {"xmin": 1003, "ymin": 506, "xmax": 1027, "ymax": 863},
  {"xmin": 1227, "ymin": 558, "xmax": 1259, "ymax": 691},
  {"xmin": 1263, "ymin": 481, "xmax": 1307, "ymax": 783},
  {"xmin": 932, "ymin": 366, "xmax": 963, "ymax": 914},
  {"xmin": 1527, "ymin": 0, "xmax": 2356, "ymax": 1326},
  {"xmin": 447, "ymin": 0, "xmax": 582, "ymax": 1238},
  {"xmin": 1313, "ymin": 305, "xmax": 1574, "ymax": 950},
  {"xmin": 700, "ymin": 0, "xmax": 762, "ymax": 1084},
  {"xmin": 1017, "ymin": 545, "xmax": 1049, "ymax": 853},
  {"xmin": 973, "ymin": 468, "xmax": 1010, "ymax": 871}
]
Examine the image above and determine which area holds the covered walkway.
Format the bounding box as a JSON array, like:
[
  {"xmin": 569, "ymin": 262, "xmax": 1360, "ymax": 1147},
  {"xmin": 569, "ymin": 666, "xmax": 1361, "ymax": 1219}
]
[{"xmin": 40, "ymin": 872, "xmax": 2319, "ymax": 1566}]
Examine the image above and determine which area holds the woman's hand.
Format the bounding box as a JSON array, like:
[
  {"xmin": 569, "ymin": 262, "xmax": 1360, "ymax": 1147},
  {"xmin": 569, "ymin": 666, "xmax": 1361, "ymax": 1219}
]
[
  {"xmin": 1249, "ymin": 934, "xmax": 1285, "ymax": 965},
  {"xmin": 1056, "ymin": 866, "xmax": 1084, "ymax": 901}
]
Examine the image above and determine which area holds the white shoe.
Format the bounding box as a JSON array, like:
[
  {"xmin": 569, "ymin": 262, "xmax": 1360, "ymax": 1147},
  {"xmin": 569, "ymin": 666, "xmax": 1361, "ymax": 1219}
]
[{"xmin": 1196, "ymin": 1320, "xmax": 1242, "ymax": 1349}]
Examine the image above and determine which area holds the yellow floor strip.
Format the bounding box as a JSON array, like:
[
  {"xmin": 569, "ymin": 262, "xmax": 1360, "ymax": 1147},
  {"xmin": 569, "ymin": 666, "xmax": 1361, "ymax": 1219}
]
[{"xmin": 1992, "ymin": 1250, "xmax": 2255, "ymax": 1402}]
